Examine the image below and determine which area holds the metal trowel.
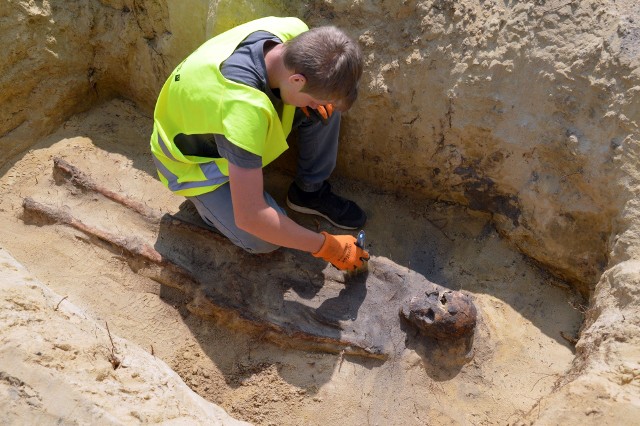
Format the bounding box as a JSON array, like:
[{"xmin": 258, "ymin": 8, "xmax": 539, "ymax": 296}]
[{"xmin": 353, "ymin": 229, "xmax": 368, "ymax": 274}]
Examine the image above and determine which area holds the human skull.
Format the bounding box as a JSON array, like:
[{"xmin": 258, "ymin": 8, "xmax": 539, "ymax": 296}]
[{"xmin": 400, "ymin": 290, "xmax": 477, "ymax": 340}]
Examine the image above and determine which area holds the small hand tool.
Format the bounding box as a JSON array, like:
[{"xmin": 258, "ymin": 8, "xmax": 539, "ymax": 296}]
[
  {"xmin": 356, "ymin": 230, "xmax": 366, "ymax": 250},
  {"xmin": 353, "ymin": 229, "xmax": 368, "ymax": 274}
]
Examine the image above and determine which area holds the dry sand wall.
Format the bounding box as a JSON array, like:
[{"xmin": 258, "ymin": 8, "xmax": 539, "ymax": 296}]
[
  {"xmin": 1, "ymin": 1, "xmax": 95, "ymax": 156},
  {"xmin": 0, "ymin": 0, "xmax": 205, "ymax": 159},
  {"xmin": 317, "ymin": 0, "xmax": 640, "ymax": 293}
]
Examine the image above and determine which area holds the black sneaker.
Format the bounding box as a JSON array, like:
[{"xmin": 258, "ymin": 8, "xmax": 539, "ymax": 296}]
[{"xmin": 286, "ymin": 181, "xmax": 367, "ymax": 230}]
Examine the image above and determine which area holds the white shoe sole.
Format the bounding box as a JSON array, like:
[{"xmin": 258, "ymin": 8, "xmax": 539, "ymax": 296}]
[{"xmin": 286, "ymin": 197, "xmax": 358, "ymax": 230}]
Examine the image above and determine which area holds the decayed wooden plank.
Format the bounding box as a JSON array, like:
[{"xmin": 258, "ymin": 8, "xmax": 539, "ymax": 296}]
[
  {"xmin": 53, "ymin": 157, "xmax": 160, "ymax": 221},
  {"xmin": 31, "ymin": 158, "xmax": 478, "ymax": 360},
  {"xmin": 22, "ymin": 197, "xmax": 386, "ymax": 359}
]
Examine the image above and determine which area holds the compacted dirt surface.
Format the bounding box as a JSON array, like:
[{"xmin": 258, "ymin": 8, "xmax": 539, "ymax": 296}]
[{"xmin": 0, "ymin": 99, "xmax": 585, "ymax": 425}]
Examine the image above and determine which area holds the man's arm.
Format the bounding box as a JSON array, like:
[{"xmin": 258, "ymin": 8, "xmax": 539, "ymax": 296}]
[{"xmin": 228, "ymin": 162, "xmax": 325, "ymax": 253}]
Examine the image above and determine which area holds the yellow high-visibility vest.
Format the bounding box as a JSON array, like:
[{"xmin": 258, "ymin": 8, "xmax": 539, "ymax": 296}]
[{"xmin": 150, "ymin": 16, "xmax": 308, "ymax": 196}]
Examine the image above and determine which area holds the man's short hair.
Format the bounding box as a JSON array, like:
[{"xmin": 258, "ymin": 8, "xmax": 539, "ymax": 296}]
[{"xmin": 283, "ymin": 26, "xmax": 363, "ymax": 110}]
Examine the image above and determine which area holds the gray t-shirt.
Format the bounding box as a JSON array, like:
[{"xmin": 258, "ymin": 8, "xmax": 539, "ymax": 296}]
[{"xmin": 215, "ymin": 31, "xmax": 284, "ymax": 169}]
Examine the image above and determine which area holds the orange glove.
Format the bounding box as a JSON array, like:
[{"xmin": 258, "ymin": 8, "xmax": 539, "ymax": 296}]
[
  {"xmin": 301, "ymin": 104, "xmax": 334, "ymax": 125},
  {"xmin": 313, "ymin": 231, "xmax": 370, "ymax": 271}
]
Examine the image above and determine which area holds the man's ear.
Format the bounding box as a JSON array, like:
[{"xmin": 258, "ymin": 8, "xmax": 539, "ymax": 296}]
[{"xmin": 288, "ymin": 73, "xmax": 306, "ymax": 91}]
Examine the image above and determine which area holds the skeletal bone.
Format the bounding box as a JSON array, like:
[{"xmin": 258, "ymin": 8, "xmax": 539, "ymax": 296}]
[{"xmin": 400, "ymin": 290, "xmax": 477, "ymax": 340}]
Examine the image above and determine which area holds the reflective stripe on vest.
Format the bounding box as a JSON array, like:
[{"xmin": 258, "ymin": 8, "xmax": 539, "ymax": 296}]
[{"xmin": 154, "ymin": 133, "xmax": 228, "ymax": 194}]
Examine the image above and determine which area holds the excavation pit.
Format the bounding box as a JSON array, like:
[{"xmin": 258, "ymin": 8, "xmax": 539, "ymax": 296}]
[
  {"xmin": 1, "ymin": 100, "xmax": 584, "ymax": 424},
  {"xmin": 2, "ymin": 1, "xmax": 639, "ymax": 424}
]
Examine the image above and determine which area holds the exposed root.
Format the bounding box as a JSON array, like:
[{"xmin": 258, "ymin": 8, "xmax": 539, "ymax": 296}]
[
  {"xmin": 54, "ymin": 295, "xmax": 68, "ymax": 311},
  {"xmin": 560, "ymin": 331, "xmax": 578, "ymax": 346},
  {"xmin": 105, "ymin": 321, "xmax": 122, "ymax": 370}
]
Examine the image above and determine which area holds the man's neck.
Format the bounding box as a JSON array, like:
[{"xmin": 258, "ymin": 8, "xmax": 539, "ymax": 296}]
[{"xmin": 264, "ymin": 43, "xmax": 287, "ymax": 90}]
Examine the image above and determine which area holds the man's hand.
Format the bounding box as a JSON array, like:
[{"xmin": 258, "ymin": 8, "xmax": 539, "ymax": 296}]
[
  {"xmin": 313, "ymin": 231, "xmax": 369, "ymax": 271},
  {"xmin": 301, "ymin": 104, "xmax": 334, "ymax": 125}
]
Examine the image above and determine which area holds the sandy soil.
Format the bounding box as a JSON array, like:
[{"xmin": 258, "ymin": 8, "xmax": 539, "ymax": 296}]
[{"xmin": 0, "ymin": 99, "xmax": 585, "ymax": 425}]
